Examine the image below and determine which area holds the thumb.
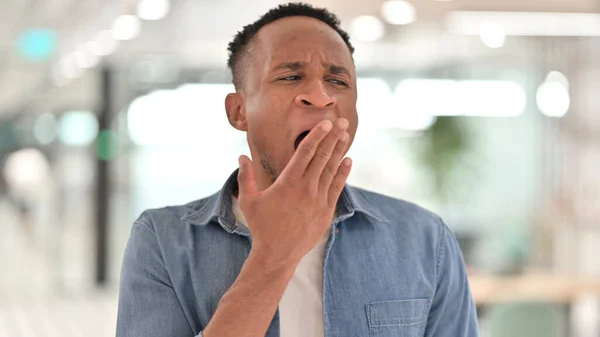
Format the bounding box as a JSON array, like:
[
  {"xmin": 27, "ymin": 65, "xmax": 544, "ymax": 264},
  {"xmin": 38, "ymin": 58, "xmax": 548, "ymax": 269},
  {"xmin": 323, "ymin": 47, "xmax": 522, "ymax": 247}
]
[{"xmin": 237, "ymin": 155, "xmax": 258, "ymax": 196}]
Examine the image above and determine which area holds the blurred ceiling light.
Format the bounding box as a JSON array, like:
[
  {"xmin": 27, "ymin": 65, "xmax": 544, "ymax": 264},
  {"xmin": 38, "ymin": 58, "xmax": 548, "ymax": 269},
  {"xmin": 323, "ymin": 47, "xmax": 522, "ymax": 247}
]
[
  {"xmin": 546, "ymin": 70, "xmax": 569, "ymax": 87},
  {"xmin": 537, "ymin": 73, "xmax": 570, "ymax": 118},
  {"xmin": 128, "ymin": 84, "xmax": 235, "ymax": 146},
  {"xmin": 357, "ymin": 78, "xmax": 392, "ymax": 129},
  {"xmin": 137, "ymin": 0, "xmax": 170, "ymax": 20},
  {"xmin": 447, "ymin": 11, "xmax": 600, "ymax": 36},
  {"xmin": 357, "ymin": 78, "xmax": 435, "ymax": 131},
  {"xmin": 33, "ymin": 113, "xmax": 58, "ymax": 145},
  {"xmin": 350, "ymin": 16, "xmax": 385, "ymax": 42},
  {"xmin": 73, "ymin": 46, "xmax": 100, "ymax": 69},
  {"xmin": 458, "ymin": 80, "xmax": 526, "ymax": 116},
  {"xmin": 381, "ymin": 0, "xmax": 416, "ymax": 25},
  {"xmin": 112, "ymin": 15, "xmax": 141, "ymax": 41},
  {"xmin": 480, "ymin": 21, "xmax": 505, "ymax": 48},
  {"xmin": 59, "ymin": 56, "xmax": 82, "ymax": 79},
  {"xmin": 395, "ymin": 79, "xmax": 527, "ymax": 117},
  {"xmin": 90, "ymin": 30, "xmax": 119, "ymax": 56},
  {"xmin": 3, "ymin": 148, "xmax": 50, "ymax": 188},
  {"xmin": 392, "ymin": 113, "xmax": 437, "ymax": 131},
  {"xmin": 58, "ymin": 111, "xmax": 99, "ymax": 146}
]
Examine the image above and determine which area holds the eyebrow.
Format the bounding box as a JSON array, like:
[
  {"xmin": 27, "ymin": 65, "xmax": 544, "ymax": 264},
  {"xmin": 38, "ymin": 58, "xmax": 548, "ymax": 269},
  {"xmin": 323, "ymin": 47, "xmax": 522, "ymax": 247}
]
[
  {"xmin": 273, "ymin": 61, "xmax": 306, "ymax": 71},
  {"xmin": 273, "ymin": 61, "xmax": 350, "ymax": 77},
  {"xmin": 328, "ymin": 64, "xmax": 350, "ymax": 77}
]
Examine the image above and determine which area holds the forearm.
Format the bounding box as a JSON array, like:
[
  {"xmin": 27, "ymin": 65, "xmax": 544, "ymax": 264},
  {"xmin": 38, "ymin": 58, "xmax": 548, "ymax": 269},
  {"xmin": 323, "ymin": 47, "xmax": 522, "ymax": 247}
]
[{"xmin": 202, "ymin": 249, "xmax": 297, "ymax": 337}]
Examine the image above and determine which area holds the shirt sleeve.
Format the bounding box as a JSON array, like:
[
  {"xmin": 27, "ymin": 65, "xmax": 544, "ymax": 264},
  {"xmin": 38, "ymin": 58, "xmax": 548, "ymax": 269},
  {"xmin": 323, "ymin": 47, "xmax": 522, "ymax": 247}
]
[
  {"xmin": 424, "ymin": 219, "xmax": 479, "ymax": 337},
  {"xmin": 116, "ymin": 215, "xmax": 203, "ymax": 337}
]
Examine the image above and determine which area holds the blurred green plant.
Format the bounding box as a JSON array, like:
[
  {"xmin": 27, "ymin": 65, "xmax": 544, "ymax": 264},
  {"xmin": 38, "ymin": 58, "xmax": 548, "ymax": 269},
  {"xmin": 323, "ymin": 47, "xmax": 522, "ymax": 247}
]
[{"xmin": 416, "ymin": 116, "xmax": 476, "ymax": 203}]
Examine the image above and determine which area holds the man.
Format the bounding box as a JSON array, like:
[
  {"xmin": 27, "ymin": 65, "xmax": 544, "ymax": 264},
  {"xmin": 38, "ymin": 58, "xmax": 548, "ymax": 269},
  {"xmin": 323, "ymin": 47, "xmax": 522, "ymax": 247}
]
[{"xmin": 116, "ymin": 3, "xmax": 478, "ymax": 337}]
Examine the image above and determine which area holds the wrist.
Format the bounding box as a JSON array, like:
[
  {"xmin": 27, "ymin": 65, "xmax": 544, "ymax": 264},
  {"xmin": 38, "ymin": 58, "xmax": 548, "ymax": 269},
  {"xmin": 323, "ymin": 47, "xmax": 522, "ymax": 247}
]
[{"xmin": 247, "ymin": 245, "xmax": 299, "ymax": 278}]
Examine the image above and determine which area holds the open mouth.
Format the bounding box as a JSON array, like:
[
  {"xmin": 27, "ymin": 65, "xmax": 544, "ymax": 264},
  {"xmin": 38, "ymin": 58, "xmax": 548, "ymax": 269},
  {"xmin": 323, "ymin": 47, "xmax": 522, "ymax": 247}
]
[{"xmin": 294, "ymin": 130, "xmax": 310, "ymax": 150}]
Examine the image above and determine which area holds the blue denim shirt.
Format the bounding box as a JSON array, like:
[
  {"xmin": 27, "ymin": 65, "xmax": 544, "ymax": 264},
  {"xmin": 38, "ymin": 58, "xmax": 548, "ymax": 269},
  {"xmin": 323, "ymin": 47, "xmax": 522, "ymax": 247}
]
[{"xmin": 117, "ymin": 169, "xmax": 479, "ymax": 337}]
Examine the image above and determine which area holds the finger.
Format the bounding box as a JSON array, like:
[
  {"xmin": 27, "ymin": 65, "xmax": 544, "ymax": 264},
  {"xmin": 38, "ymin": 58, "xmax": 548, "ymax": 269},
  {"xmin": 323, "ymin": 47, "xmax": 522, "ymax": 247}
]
[
  {"xmin": 327, "ymin": 157, "xmax": 352, "ymax": 207},
  {"xmin": 319, "ymin": 131, "xmax": 349, "ymax": 192},
  {"xmin": 280, "ymin": 120, "xmax": 332, "ymax": 182},
  {"xmin": 305, "ymin": 118, "xmax": 348, "ymax": 180},
  {"xmin": 237, "ymin": 155, "xmax": 259, "ymax": 197}
]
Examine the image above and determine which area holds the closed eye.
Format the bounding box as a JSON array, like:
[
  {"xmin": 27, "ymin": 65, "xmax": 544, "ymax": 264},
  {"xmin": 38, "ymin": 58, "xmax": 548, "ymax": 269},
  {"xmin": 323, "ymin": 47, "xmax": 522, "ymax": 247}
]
[
  {"xmin": 279, "ymin": 75, "xmax": 302, "ymax": 81},
  {"xmin": 328, "ymin": 79, "xmax": 349, "ymax": 86}
]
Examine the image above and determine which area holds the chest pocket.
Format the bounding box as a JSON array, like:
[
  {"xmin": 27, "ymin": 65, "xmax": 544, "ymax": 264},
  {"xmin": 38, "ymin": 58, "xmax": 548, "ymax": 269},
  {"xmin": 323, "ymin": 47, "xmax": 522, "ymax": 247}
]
[{"xmin": 366, "ymin": 299, "xmax": 430, "ymax": 337}]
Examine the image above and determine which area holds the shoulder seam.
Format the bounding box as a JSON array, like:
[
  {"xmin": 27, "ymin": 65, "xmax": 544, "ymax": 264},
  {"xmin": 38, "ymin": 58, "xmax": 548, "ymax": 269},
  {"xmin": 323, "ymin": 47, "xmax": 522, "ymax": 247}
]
[{"xmin": 134, "ymin": 212, "xmax": 157, "ymax": 236}]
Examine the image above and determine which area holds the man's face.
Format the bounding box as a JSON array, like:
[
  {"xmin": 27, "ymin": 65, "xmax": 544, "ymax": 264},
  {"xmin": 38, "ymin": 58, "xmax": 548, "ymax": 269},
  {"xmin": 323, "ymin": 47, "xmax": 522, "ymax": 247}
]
[{"xmin": 227, "ymin": 16, "xmax": 358, "ymax": 181}]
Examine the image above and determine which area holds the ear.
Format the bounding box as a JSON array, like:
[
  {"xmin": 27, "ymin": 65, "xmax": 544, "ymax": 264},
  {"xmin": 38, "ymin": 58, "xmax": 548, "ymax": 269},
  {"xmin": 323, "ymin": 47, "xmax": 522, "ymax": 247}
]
[{"xmin": 225, "ymin": 93, "xmax": 248, "ymax": 131}]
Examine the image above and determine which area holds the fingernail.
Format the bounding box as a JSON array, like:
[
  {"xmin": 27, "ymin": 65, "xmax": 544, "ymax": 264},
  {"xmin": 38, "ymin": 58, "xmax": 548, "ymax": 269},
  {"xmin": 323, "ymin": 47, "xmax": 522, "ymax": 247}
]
[
  {"xmin": 321, "ymin": 120, "xmax": 332, "ymax": 131},
  {"xmin": 344, "ymin": 158, "xmax": 352, "ymax": 166},
  {"xmin": 339, "ymin": 118, "xmax": 349, "ymax": 130}
]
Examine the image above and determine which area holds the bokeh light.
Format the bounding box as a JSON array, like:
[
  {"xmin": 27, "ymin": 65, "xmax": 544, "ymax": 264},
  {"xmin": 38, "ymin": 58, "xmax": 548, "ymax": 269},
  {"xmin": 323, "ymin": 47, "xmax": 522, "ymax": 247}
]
[
  {"xmin": 33, "ymin": 113, "xmax": 58, "ymax": 145},
  {"xmin": 112, "ymin": 15, "xmax": 141, "ymax": 41},
  {"xmin": 350, "ymin": 16, "xmax": 386, "ymax": 42},
  {"xmin": 137, "ymin": 0, "xmax": 171, "ymax": 21},
  {"xmin": 480, "ymin": 21, "xmax": 506, "ymax": 48},
  {"xmin": 3, "ymin": 148, "xmax": 50, "ymax": 188},
  {"xmin": 381, "ymin": 0, "xmax": 416, "ymax": 25},
  {"xmin": 17, "ymin": 28, "xmax": 57, "ymax": 62},
  {"xmin": 58, "ymin": 111, "xmax": 99, "ymax": 146},
  {"xmin": 537, "ymin": 81, "xmax": 570, "ymax": 118}
]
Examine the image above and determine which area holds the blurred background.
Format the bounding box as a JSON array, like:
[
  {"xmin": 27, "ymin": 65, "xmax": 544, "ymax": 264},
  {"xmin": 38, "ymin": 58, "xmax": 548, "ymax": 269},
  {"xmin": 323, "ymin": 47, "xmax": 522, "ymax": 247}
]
[{"xmin": 1, "ymin": 0, "xmax": 599, "ymax": 336}]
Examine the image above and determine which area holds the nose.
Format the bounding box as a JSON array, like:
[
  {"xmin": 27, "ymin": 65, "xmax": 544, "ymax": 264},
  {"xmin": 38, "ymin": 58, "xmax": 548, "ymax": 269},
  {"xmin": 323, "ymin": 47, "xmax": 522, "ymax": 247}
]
[{"xmin": 294, "ymin": 80, "xmax": 337, "ymax": 109}]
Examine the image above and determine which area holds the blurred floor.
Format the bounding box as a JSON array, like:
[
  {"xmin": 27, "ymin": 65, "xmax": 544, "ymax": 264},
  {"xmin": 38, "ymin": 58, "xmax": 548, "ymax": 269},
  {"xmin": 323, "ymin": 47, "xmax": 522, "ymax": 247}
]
[
  {"xmin": 0, "ymin": 294, "xmax": 117, "ymax": 337},
  {"xmin": 1, "ymin": 198, "xmax": 54, "ymax": 297},
  {"xmin": 1, "ymin": 198, "xmax": 118, "ymax": 337}
]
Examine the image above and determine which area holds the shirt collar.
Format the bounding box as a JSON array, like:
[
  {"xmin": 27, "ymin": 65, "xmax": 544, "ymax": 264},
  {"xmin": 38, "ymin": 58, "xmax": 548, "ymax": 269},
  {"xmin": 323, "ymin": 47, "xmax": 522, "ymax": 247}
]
[{"xmin": 181, "ymin": 169, "xmax": 388, "ymax": 232}]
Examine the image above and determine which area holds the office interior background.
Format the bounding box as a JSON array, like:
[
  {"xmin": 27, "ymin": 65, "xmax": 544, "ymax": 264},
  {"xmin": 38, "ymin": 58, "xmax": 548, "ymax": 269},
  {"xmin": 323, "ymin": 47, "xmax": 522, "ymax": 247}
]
[{"xmin": 1, "ymin": 0, "xmax": 599, "ymax": 336}]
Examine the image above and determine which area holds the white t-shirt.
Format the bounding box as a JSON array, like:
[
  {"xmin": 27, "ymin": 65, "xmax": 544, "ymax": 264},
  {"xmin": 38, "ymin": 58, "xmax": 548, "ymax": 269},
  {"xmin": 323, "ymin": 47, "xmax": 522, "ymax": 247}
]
[{"xmin": 232, "ymin": 196, "xmax": 329, "ymax": 337}]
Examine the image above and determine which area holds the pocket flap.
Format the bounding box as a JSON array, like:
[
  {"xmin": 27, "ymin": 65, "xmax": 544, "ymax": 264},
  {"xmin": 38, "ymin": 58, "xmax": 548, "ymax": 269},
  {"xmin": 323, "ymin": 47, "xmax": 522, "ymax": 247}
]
[{"xmin": 367, "ymin": 299, "xmax": 431, "ymax": 326}]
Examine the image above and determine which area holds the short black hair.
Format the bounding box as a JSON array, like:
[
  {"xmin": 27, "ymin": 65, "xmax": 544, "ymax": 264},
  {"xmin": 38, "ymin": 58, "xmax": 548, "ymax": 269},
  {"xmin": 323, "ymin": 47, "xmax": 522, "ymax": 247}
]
[{"xmin": 226, "ymin": 2, "xmax": 354, "ymax": 90}]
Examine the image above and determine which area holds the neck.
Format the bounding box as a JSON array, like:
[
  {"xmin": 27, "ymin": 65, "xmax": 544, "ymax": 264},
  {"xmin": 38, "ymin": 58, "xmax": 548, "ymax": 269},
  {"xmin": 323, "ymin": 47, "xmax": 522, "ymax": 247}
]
[{"xmin": 254, "ymin": 160, "xmax": 275, "ymax": 192}]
